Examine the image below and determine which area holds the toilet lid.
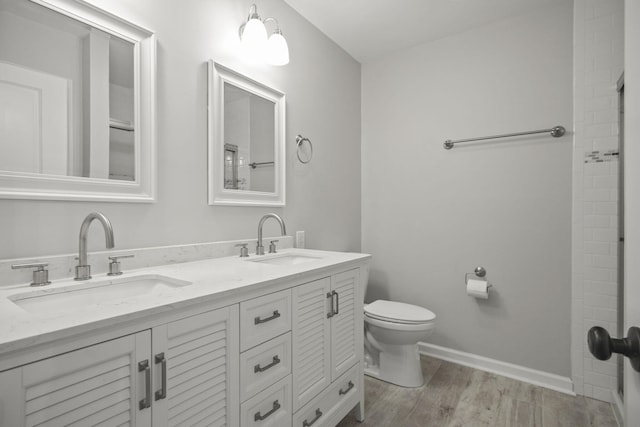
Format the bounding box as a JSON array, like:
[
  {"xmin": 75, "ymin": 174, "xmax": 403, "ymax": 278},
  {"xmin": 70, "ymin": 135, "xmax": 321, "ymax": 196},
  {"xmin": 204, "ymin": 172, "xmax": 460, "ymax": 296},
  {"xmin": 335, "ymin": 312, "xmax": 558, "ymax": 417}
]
[{"xmin": 364, "ymin": 300, "xmax": 436, "ymax": 324}]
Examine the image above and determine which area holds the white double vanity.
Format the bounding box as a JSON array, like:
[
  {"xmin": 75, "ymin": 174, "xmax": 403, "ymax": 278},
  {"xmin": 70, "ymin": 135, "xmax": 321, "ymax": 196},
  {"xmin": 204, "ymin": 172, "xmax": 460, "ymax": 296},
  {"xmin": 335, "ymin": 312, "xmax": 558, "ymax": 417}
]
[
  {"xmin": 0, "ymin": 246, "xmax": 370, "ymax": 426},
  {"xmin": 0, "ymin": 0, "xmax": 369, "ymax": 425}
]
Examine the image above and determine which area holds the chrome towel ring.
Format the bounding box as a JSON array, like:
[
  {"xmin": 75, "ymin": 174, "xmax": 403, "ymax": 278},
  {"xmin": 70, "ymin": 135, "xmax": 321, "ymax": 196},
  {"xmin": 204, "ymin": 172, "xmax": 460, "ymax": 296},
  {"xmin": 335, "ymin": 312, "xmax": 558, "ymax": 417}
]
[{"xmin": 296, "ymin": 134, "xmax": 313, "ymax": 164}]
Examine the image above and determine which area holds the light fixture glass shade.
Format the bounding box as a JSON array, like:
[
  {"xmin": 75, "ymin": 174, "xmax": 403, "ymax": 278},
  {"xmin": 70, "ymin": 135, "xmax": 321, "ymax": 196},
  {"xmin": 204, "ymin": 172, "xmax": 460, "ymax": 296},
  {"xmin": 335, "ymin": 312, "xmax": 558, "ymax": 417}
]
[
  {"xmin": 240, "ymin": 18, "xmax": 268, "ymax": 61},
  {"xmin": 267, "ymin": 32, "xmax": 289, "ymax": 66}
]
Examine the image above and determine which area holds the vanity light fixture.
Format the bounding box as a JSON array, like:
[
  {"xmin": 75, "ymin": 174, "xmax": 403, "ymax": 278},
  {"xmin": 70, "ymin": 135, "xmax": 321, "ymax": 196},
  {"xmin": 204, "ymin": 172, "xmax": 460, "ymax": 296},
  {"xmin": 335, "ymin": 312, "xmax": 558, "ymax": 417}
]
[
  {"xmin": 264, "ymin": 18, "xmax": 289, "ymax": 66},
  {"xmin": 239, "ymin": 4, "xmax": 290, "ymax": 66}
]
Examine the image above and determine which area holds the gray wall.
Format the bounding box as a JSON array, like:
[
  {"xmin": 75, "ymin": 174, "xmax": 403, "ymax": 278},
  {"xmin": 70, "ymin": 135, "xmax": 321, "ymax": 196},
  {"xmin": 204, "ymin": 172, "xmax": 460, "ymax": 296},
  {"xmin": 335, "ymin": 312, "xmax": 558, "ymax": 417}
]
[
  {"xmin": 0, "ymin": 0, "xmax": 361, "ymax": 260},
  {"xmin": 361, "ymin": 3, "xmax": 573, "ymax": 376}
]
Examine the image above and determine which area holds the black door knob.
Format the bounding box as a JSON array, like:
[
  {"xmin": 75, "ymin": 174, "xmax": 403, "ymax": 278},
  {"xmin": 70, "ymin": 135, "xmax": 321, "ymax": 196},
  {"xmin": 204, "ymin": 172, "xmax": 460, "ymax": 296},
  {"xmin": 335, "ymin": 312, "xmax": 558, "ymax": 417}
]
[{"xmin": 587, "ymin": 326, "xmax": 640, "ymax": 373}]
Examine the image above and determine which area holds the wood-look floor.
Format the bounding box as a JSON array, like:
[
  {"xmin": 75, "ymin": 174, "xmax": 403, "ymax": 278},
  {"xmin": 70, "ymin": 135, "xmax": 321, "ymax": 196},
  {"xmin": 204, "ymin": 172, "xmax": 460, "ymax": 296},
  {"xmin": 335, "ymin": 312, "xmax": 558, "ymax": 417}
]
[{"xmin": 336, "ymin": 355, "xmax": 618, "ymax": 427}]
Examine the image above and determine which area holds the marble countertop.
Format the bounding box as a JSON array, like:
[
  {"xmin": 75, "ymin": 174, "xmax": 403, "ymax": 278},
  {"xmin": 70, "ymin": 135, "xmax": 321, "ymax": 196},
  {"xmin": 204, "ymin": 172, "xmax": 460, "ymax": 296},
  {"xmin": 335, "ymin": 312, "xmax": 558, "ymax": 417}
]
[{"xmin": 0, "ymin": 248, "xmax": 370, "ymax": 358}]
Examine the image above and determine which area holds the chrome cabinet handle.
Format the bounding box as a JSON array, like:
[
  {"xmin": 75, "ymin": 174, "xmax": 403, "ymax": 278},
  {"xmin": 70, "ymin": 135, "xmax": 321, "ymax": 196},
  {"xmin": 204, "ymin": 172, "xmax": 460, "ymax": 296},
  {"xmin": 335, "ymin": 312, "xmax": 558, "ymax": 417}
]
[
  {"xmin": 255, "ymin": 310, "xmax": 281, "ymax": 325},
  {"xmin": 254, "ymin": 355, "xmax": 281, "ymax": 373},
  {"xmin": 154, "ymin": 352, "xmax": 167, "ymax": 400},
  {"xmin": 138, "ymin": 360, "xmax": 151, "ymax": 410},
  {"xmin": 254, "ymin": 400, "xmax": 281, "ymax": 421},
  {"xmin": 327, "ymin": 291, "xmax": 339, "ymax": 318},
  {"xmin": 327, "ymin": 292, "xmax": 334, "ymax": 318},
  {"xmin": 303, "ymin": 408, "xmax": 323, "ymax": 427},
  {"xmin": 339, "ymin": 380, "xmax": 354, "ymax": 396}
]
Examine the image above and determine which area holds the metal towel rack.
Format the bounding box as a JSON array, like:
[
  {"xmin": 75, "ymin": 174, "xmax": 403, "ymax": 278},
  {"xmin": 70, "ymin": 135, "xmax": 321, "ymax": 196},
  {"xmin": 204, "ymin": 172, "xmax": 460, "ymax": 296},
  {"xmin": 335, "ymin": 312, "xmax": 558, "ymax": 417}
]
[
  {"xmin": 109, "ymin": 118, "xmax": 134, "ymax": 132},
  {"xmin": 443, "ymin": 125, "xmax": 566, "ymax": 150},
  {"xmin": 249, "ymin": 161, "xmax": 274, "ymax": 169}
]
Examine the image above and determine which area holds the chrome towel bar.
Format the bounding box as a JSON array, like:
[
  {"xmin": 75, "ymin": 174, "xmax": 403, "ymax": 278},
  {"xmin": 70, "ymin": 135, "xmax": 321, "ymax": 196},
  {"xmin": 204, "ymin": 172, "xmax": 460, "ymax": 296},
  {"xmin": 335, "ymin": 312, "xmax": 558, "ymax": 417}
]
[
  {"xmin": 443, "ymin": 125, "xmax": 566, "ymax": 150},
  {"xmin": 249, "ymin": 161, "xmax": 275, "ymax": 169}
]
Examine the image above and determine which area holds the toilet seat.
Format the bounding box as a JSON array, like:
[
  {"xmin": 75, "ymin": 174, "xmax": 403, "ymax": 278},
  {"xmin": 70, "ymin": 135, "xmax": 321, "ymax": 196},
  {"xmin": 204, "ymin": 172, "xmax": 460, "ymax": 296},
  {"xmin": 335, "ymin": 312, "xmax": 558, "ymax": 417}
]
[
  {"xmin": 364, "ymin": 300, "xmax": 436, "ymax": 325},
  {"xmin": 365, "ymin": 314, "xmax": 436, "ymax": 333}
]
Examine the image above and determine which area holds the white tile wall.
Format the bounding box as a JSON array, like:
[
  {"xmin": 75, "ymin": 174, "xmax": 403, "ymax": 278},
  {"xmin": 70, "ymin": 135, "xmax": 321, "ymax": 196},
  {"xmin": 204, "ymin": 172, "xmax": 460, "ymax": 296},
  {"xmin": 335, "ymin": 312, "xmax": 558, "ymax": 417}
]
[{"xmin": 572, "ymin": 0, "xmax": 623, "ymax": 401}]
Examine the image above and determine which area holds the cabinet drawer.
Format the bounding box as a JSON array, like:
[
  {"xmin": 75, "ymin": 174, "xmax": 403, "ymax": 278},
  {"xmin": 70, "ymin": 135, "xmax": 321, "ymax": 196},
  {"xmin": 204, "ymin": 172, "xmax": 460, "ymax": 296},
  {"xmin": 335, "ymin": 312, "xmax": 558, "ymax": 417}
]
[
  {"xmin": 241, "ymin": 375, "xmax": 292, "ymax": 427},
  {"xmin": 292, "ymin": 363, "xmax": 360, "ymax": 427},
  {"xmin": 241, "ymin": 332, "xmax": 292, "ymax": 401},
  {"xmin": 241, "ymin": 289, "xmax": 291, "ymax": 351}
]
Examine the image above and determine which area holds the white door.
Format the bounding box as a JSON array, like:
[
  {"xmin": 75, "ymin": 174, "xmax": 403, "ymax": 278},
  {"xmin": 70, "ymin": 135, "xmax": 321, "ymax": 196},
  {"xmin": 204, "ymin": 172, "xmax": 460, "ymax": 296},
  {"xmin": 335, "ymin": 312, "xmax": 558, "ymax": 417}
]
[
  {"xmin": 624, "ymin": 1, "xmax": 640, "ymax": 424},
  {"xmin": 0, "ymin": 61, "xmax": 70, "ymax": 176}
]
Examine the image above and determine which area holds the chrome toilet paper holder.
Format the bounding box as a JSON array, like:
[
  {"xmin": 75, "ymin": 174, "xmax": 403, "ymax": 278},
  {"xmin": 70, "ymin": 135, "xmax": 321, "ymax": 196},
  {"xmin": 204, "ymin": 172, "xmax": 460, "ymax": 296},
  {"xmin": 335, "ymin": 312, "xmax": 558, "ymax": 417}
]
[{"xmin": 465, "ymin": 266, "xmax": 493, "ymax": 288}]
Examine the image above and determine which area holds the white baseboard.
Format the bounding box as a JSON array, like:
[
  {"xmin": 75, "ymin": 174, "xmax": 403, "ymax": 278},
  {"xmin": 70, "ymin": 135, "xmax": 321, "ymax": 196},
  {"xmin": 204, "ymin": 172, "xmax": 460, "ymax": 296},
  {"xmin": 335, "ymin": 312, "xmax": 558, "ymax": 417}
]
[{"xmin": 418, "ymin": 342, "xmax": 575, "ymax": 396}]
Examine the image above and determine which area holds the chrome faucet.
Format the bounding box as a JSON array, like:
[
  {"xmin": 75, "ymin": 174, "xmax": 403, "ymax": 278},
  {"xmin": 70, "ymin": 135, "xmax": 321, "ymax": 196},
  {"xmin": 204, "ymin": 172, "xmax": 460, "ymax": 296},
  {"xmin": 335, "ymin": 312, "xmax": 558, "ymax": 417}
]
[
  {"xmin": 256, "ymin": 213, "xmax": 287, "ymax": 255},
  {"xmin": 75, "ymin": 212, "xmax": 115, "ymax": 280}
]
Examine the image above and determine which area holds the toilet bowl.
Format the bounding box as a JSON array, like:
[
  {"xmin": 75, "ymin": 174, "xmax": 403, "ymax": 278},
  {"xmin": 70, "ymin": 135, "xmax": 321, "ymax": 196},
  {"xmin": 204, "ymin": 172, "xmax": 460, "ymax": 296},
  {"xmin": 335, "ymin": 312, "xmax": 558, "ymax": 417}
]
[{"xmin": 363, "ymin": 300, "xmax": 436, "ymax": 388}]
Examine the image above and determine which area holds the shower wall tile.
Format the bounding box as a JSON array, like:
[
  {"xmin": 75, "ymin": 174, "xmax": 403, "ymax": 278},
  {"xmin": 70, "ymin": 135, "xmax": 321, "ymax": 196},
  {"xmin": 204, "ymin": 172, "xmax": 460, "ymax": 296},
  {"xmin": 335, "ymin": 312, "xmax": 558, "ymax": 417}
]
[
  {"xmin": 572, "ymin": 0, "xmax": 623, "ymax": 403},
  {"xmin": 592, "ymin": 307, "xmax": 617, "ymax": 323},
  {"xmin": 585, "ymin": 280, "xmax": 617, "ymax": 296},
  {"xmin": 592, "ymin": 385, "xmax": 613, "ymax": 402},
  {"xmin": 592, "ymin": 358, "xmax": 618, "ymax": 376},
  {"xmin": 584, "ymin": 216, "xmax": 612, "ymax": 229}
]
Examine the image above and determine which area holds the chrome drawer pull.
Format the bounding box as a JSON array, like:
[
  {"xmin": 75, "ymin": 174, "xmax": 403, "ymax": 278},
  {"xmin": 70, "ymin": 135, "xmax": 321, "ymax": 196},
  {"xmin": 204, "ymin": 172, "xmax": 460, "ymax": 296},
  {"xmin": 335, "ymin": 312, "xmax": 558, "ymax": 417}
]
[
  {"xmin": 255, "ymin": 310, "xmax": 281, "ymax": 324},
  {"xmin": 327, "ymin": 292, "xmax": 334, "ymax": 318},
  {"xmin": 254, "ymin": 400, "xmax": 281, "ymax": 421},
  {"xmin": 255, "ymin": 355, "xmax": 281, "ymax": 373},
  {"xmin": 154, "ymin": 352, "xmax": 167, "ymax": 400},
  {"xmin": 138, "ymin": 360, "xmax": 151, "ymax": 410},
  {"xmin": 339, "ymin": 380, "xmax": 354, "ymax": 396},
  {"xmin": 303, "ymin": 408, "xmax": 323, "ymax": 426}
]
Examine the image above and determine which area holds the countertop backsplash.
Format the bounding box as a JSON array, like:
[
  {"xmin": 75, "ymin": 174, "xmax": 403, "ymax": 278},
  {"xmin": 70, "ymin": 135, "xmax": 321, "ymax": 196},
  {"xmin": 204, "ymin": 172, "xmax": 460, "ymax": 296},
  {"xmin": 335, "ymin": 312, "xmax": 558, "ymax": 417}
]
[{"xmin": 0, "ymin": 236, "xmax": 293, "ymax": 288}]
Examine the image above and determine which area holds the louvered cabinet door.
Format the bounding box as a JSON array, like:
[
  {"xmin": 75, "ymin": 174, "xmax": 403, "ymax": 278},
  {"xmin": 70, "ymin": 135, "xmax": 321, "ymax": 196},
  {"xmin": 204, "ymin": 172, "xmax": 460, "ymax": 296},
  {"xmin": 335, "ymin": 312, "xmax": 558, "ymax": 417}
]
[
  {"xmin": 330, "ymin": 268, "xmax": 360, "ymax": 381},
  {"xmin": 0, "ymin": 331, "xmax": 152, "ymax": 427},
  {"xmin": 151, "ymin": 305, "xmax": 239, "ymax": 427},
  {"xmin": 291, "ymin": 277, "xmax": 331, "ymax": 412}
]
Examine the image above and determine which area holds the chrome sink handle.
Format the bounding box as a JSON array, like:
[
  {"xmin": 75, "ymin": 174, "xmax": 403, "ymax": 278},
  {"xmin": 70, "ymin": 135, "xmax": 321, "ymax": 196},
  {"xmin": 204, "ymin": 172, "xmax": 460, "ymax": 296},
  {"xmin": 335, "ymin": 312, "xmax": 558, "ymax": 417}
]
[
  {"xmin": 235, "ymin": 243, "xmax": 249, "ymax": 257},
  {"xmin": 11, "ymin": 262, "xmax": 51, "ymax": 287},
  {"xmin": 107, "ymin": 255, "xmax": 134, "ymax": 276}
]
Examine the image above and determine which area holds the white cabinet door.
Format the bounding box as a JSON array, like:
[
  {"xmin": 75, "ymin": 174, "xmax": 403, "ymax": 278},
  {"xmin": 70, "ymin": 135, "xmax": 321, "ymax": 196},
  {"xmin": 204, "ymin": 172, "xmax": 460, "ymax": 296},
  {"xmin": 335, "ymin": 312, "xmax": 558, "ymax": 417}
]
[
  {"xmin": 151, "ymin": 305, "xmax": 239, "ymax": 427},
  {"xmin": 292, "ymin": 277, "xmax": 332, "ymax": 411},
  {"xmin": 330, "ymin": 269, "xmax": 360, "ymax": 381},
  {"xmin": 0, "ymin": 331, "xmax": 152, "ymax": 427},
  {"xmin": 292, "ymin": 270, "xmax": 362, "ymax": 413},
  {"xmin": 0, "ymin": 305, "xmax": 240, "ymax": 427}
]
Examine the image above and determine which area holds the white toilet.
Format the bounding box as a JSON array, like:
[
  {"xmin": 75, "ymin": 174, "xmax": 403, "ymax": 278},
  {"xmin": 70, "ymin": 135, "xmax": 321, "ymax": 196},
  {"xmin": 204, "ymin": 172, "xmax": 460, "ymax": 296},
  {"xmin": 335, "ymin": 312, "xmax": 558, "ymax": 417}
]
[{"xmin": 363, "ymin": 300, "xmax": 436, "ymax": 387}]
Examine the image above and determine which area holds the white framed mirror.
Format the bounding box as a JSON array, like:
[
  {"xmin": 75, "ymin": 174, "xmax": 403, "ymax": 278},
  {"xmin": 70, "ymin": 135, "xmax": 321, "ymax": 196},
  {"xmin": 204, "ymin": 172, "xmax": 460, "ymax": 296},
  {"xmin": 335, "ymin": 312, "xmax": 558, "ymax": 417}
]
[
  {"xmin": 0, "ymin": 0, "xmax": 156, "ymax": 202},
  {"xmin": 208, "ymin": 61, "xmax": 285, "ymax": 206}
]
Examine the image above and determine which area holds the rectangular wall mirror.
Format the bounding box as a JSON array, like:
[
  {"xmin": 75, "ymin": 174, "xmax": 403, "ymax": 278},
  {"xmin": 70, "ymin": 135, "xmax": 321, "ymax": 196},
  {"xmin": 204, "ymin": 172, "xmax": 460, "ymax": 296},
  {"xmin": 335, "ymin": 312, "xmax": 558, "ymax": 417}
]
[
  {"xmin": 0, "ymin": 0, "xmax": 156, "ymax": 202},
  {"xmin": 208, "ymin": 61, "xmax": 285, "ymax": 206}
]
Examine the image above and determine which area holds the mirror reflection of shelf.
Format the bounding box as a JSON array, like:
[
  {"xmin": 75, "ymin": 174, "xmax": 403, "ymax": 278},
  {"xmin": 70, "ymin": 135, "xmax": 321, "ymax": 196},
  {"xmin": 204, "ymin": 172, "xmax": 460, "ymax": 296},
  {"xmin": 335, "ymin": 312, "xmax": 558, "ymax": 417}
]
[{"xmin": 109, "ymin": 118, "xmax": 134, "ymax": 132}]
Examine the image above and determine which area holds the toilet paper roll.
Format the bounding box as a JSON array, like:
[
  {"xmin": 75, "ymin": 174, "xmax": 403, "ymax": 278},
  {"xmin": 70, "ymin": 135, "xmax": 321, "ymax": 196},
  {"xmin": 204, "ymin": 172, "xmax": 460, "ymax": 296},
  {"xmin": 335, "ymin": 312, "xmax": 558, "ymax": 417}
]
[{"xmin": 466, "ymin": 279, "xmax": 489, "ymax": 299}]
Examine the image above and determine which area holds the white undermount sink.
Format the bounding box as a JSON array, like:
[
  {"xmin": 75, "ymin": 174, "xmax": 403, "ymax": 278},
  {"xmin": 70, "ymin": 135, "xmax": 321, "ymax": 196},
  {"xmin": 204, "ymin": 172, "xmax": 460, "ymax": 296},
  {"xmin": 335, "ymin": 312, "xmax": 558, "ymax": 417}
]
[
  {"xmin": 247, "ymin": 253, "xmax": 321, "ymax": 266},
  {"xmin": 9, "ymin": 274, "xmax": 191, "ymax": 314}
]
